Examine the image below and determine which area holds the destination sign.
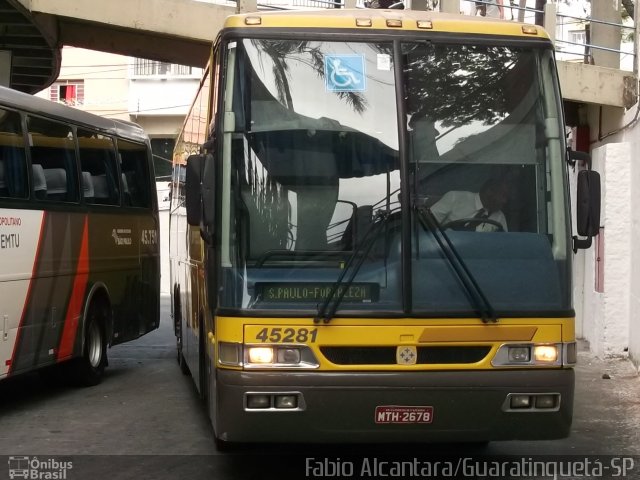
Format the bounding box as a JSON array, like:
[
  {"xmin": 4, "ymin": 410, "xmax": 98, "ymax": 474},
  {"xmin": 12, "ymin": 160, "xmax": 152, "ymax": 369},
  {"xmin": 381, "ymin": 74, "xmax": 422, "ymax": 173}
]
[{"xmin": 256, "ymin": 283, "xmax": 378, "ymax": 303}]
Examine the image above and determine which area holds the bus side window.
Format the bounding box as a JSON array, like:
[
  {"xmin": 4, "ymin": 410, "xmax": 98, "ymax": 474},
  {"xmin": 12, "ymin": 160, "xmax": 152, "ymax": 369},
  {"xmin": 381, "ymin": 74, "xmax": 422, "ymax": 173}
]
[
  {"xmin": 0, "ymin": 161, "xmax": 7, "ymax": 197},
  {"xmin": 0, "ymin": 108, "xmax": 28, "ymax": 199},
  {"xmin": 118, "ymin": 139, "xmax": 151, "ymax": 208},
  {"xmin": 26, "ymin": 115, "xmax": 78, "ymax": 203},
  {"xmin": 77, "ymin": 129, "xmax": 120, "ymax": 205}
]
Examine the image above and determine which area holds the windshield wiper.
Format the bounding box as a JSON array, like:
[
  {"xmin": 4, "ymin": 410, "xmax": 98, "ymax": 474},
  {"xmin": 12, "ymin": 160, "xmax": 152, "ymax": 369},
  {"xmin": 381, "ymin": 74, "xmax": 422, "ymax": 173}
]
[
  {"xmin": 314, "ymin": 209, "xmax": 392, "ymax": 324},
  {"xmin": 415, "ymin": 205, "xmax": 498, "ymax": 323}
]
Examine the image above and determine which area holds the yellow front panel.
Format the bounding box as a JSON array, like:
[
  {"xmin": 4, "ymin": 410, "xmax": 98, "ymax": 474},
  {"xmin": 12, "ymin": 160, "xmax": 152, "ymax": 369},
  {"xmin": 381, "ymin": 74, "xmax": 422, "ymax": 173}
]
[{"xmin": 214, "ymin": 316, "xmax": 572, "ymax": 371}]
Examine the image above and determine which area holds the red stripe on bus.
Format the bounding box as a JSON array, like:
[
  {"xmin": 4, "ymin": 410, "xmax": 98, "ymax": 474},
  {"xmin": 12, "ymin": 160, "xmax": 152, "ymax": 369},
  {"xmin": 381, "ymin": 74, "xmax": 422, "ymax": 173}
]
[
  {"xmin": 57, "ymin": 216, "xmax": 90, "ymax": 360},
  {"xmin": 8, "ymin": 211, "xmax": 47, "ymax": 375}
]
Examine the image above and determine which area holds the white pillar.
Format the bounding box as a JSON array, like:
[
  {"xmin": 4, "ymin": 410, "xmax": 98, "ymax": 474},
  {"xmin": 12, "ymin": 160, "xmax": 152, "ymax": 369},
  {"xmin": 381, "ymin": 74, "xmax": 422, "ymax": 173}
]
[
  {"xmin": 517, "ymin": 0, "xmax": 526, "ymax": 23},
  {"xmin": 591, "ymin": 0, "xmax": 621, "ymax": 68},
  {"xmin": 543, "ymin": 3, "xmax": 556, "ymax": 43},
  {"xmin": 440, "ymin": 0, "xmax": 459, "ymax": 14},
  {"xmin": 236, "ymin": 0, "xmax": 257, "ymax": 13},
  {"xmin": 583, "ymin": 143, "xmax": 632, "ymax": 358}
]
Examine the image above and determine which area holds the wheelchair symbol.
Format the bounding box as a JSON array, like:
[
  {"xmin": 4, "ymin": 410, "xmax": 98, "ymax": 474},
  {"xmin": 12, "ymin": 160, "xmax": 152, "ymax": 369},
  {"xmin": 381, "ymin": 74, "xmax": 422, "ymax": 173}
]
[
  {"xmin": 325, "ymin": 55, "xmax": 365, "ymax": 92},
  {"xmin": 330, "ymin": 59, "xmax": 361, "ymax": 88}
]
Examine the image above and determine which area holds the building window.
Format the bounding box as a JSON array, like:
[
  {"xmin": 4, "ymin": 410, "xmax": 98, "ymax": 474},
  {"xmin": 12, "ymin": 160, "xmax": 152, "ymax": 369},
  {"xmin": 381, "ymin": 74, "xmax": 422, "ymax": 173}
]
[
  {"xmin": 570, "ymin": 30, "xmax": 587, "ymax": 45},
  {"xmin": 595, "ymin": 227, "xmax": 604, "ymax": 293},
  {"xmin": 49, "ymin": 80, "xmax": 84, "ymax": 106},
  {"xmin": 133, "ymin": 59, "xmax": 193, "ymax": 77}
]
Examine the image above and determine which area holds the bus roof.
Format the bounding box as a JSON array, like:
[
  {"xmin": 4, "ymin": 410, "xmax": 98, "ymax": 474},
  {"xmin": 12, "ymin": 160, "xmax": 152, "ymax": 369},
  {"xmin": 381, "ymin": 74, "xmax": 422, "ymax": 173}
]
[
  {"xmin": 223, "ymin": 9, "xmax": 550, "ymax": 40},
  {"xmin": 0, "ymin": 85, "xmax": 148, "ymax": 143}
]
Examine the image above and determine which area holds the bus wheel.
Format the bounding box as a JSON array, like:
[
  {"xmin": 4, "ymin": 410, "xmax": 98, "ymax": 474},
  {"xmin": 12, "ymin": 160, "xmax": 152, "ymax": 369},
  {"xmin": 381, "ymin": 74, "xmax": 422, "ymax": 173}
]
[{"xmin": 71, "ymin": 302, "xmax": 108, "ymax": 386}]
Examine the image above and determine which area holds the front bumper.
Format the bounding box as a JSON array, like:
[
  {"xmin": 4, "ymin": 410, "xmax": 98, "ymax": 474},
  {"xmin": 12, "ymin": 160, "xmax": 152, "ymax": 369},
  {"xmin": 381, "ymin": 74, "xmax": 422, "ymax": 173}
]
[{"xmin": 215, "ymin": 368, "xmax": 574, "ymax": 443}]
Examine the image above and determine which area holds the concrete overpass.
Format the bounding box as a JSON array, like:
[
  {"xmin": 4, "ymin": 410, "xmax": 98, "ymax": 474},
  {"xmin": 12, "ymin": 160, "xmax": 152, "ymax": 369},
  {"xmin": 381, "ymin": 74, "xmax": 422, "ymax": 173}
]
[
  {"xmin": 1, "ymin": 0, "xmax": 234, "ymax": 93},
  {"xmin": 1, "ymin": 0, "xmax": 638, "ymax": 111}
]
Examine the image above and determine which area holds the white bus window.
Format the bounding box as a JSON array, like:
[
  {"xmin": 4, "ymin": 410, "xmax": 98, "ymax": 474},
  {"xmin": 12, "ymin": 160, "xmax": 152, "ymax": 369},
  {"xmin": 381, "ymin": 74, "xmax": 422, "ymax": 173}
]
[
  {"xmin": 26, "ymin": 115, "xmax": 78, "ymax": 203},
  {"xmin": 0, "ymin": 108, "xmax": 28, "ymax": 199}
]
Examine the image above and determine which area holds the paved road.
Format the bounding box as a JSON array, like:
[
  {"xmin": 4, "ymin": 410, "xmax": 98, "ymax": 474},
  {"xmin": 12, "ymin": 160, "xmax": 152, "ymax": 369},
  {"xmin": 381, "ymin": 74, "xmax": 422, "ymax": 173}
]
[{"xmin": 1, "ymin": 295, "xmax": 639, "ymax": 479}]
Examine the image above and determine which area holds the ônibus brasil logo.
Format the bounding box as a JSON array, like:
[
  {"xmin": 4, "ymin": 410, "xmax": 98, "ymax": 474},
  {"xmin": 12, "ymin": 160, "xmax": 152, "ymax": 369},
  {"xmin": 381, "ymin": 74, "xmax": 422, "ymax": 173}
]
[{"xmin": 8, "ymin": 456, "xmax": 72, "ymax": 479}]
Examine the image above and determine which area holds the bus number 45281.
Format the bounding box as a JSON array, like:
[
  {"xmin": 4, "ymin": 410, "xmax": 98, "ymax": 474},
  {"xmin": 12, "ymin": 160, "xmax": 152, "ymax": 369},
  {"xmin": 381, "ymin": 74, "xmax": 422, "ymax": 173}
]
[{"xmin": 255, "ymin": 328, "xmax": 318, "ymax": 343}]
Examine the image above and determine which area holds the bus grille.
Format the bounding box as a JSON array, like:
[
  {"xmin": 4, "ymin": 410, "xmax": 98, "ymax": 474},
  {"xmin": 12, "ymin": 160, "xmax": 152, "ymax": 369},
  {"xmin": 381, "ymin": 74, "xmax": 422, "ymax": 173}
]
[{"xmin": 320, "ymin": 346, "xmax": 491, "ymax": 365}]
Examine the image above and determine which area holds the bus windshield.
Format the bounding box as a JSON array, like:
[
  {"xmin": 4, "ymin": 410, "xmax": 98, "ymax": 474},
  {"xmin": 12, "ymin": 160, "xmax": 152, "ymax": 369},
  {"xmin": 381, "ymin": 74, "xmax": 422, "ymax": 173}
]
[{"xmin": 218, "ymin": 37, "xmax": 570, "ymax": 316}]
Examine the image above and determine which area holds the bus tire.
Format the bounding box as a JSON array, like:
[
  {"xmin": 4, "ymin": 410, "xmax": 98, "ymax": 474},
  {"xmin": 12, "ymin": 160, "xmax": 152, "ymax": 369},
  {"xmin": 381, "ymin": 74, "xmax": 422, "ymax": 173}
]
[{"xmin": 70, "ymin": 302, "xmax": 108, "ymax": 387}]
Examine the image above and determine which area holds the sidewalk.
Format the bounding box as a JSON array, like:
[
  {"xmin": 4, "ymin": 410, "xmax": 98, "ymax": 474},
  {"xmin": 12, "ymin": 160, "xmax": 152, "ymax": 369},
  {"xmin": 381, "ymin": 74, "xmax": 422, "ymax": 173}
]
[
  {"xmin": 488, "ymin": 340, "xmax": 640, "ymax": 456},
  {"xmin": 570, "ymin": 340, "xmax": 640, "ymax": 454}
]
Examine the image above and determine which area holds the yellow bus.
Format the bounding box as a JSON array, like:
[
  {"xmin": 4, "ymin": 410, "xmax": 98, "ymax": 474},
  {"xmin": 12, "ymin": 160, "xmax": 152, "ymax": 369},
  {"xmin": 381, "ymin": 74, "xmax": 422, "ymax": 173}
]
[{"xmin": 170, "ymin": 9, "xmax": 600, "ymax": 446}]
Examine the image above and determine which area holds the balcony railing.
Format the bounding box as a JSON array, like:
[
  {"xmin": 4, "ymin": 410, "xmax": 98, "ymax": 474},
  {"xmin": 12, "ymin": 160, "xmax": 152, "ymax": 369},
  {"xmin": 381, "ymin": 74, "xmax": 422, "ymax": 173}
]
[
  {"xmin": 218, "ymin": 0, "xmax": 638, "ymax": 75},
  {"xmin": 451, "ymin": 1, "xmax": 638, "ymax": 75},
  {"xmin": 132, "ymin": 59, "xmax": 197, "ymax": 77}
]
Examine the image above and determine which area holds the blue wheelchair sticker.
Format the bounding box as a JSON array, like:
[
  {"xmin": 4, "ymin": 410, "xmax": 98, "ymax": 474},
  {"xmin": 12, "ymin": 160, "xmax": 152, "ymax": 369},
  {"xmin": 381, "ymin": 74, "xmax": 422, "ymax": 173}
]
[{"xmin": 325, "ymin": 55, "xmax": 366, "ymax": 92}]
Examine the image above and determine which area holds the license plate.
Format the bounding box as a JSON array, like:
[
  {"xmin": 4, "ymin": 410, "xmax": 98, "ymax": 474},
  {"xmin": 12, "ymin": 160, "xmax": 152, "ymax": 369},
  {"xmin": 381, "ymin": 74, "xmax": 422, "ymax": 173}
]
[{"xmin": 375, "ymin": 406, "xmax": 433, "ymax": 424}]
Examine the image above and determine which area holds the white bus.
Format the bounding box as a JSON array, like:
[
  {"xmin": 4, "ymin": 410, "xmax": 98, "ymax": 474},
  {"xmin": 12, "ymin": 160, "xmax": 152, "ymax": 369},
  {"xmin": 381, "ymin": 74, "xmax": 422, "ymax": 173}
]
[{"xmin": 0, "ymin": 85, "xmax": 160, "ymax": 386}]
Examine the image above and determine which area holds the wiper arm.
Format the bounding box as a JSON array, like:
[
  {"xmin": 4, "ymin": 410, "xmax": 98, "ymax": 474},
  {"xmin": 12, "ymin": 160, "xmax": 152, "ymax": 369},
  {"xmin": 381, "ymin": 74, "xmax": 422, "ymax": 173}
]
[
  {"xmin": 315, "ymin": 210, "xmax": 392, "ymax": 324},
  {"xmin": 415, "ymin": 206, "xmax": 498, "ymax": 323}
]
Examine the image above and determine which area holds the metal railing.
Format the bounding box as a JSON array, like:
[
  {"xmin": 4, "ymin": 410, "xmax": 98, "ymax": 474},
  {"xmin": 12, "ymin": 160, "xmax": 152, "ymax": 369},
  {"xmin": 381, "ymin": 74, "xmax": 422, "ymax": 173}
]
[
  {"xmin": 133, "ymin": 59, "xmax": 195, "ymax": 77},
  {"xmin": 554, "ymin": 11, "xmax": 636, "ymax": 73},
  {"xmin": 459, "ymin": 1, "xmax": 637, "ymax": 74}
]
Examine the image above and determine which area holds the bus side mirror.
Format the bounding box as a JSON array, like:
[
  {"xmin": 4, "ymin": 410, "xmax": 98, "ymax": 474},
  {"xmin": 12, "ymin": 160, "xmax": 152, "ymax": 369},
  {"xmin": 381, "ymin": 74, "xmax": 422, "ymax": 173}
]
[
  {"xmin": 573, "ymin": 170, "xmax": 601, "ymax": 252},
  {"xmin": 201, "ymin": 153, "xmax": 215, "ymax": 233},
  {"xmin": 576, "ymin": 170, "xmax": 601, "ymax": 237},
  {"xmin": 185, "ymin": 154, "xmax": 203, "ymax": 227}
]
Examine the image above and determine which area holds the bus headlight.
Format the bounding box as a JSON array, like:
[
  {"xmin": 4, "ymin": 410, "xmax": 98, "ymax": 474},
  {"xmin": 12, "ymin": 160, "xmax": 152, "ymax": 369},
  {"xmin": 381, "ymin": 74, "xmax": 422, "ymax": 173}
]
[
  {"xmin": 248, "ymin": 347, "xmax": 274, "ymax": 364},
  {"xmin": 244, "ymin": 344, "xmax": 319, "ymax": 369},
  {"xmin": 492, "ymin": 343, "xmax": 566, "ymax": 367},
  {"xmin": 533, "ymin": 345, "xmax": 558, "ymax": 363}
]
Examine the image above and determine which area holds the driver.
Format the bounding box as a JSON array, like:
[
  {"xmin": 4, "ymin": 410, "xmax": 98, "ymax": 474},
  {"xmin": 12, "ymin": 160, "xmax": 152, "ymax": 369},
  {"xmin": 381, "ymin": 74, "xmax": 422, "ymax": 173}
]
[{"xmin": 429, "ymin": 178, "xmax": 509, "ymax": 232}]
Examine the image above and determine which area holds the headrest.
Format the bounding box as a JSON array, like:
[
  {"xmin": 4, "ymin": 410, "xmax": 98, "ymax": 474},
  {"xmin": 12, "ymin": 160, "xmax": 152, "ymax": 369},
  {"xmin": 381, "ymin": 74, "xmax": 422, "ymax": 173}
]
[
  {"xmin": 32, "ymin": 164, "xmax": 47, "ymax": 192},
  {"xmin": 92, "ymin": 174, "xmax": 109, "ymax": 199},
  {"xmin": 43, "ymin": 168, "xmax": 67, "ymax": 195},
  {"xmin": 82, "ymin": 172, "xmax": 94, "ymax": 198},
  {"xmin": 121, "ymin": 173, "xmax": 129, "ymax": 193}
]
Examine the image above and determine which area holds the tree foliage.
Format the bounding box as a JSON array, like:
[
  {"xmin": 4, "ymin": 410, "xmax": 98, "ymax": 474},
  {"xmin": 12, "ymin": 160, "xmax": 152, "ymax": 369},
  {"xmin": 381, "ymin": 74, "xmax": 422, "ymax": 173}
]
[{"xmin": 404, "ymin": 45, "xmax": 521, "ymax": 129}]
